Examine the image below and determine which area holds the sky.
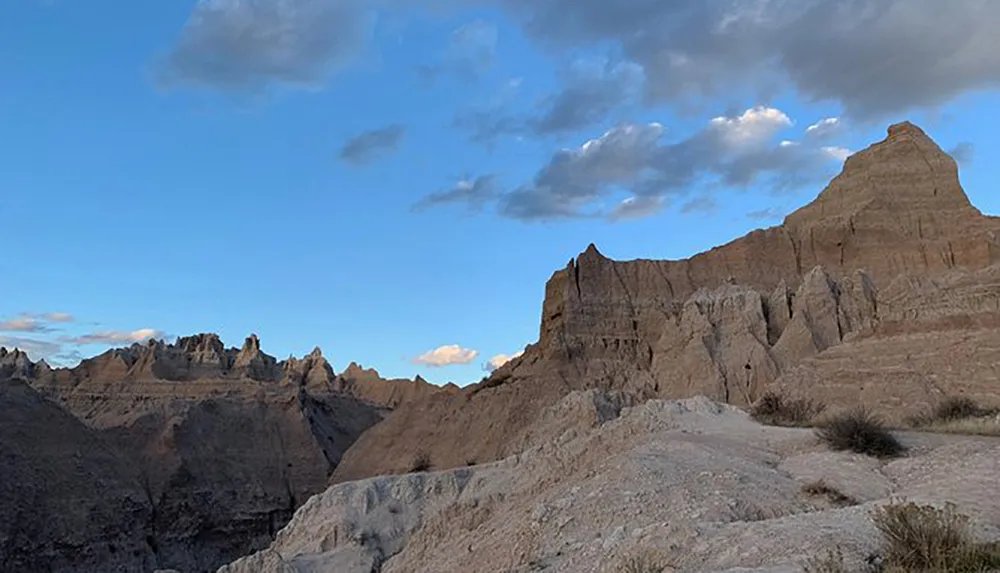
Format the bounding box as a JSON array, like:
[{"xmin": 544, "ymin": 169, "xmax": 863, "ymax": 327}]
[{"xmin": 2, "ymin": 0, "xmax": 999, "ymax": 385}]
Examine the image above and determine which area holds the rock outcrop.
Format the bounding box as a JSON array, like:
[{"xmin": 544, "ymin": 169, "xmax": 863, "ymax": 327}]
[
  {"xmin": 222, "ymin": 391, "xmax": 1000, "ymax": 573},
  {"xmin": 0, "ymin": 347, "xmax": 49, "ymax": 380},
  {"xmin": 332, "ymin": 362, "xmax": 462, "ymax": 409},
  {"xmin": 0, "ymin": 379, "xmax": 155, "ymax": 573},
  {"xmin": 2, "ymin": 336, "xmax": 446, "ymax": 572},
  {"xmin": 330, "ymin": 121, "xmax": 1000, "ymax": 482}
]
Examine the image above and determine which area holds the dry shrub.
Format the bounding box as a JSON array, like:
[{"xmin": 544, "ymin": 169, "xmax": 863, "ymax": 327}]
[
  {"xmin": 619, "ymin": 552, "xmax": 671, "ymax": 573},
  {"xmin": 924, "ymin": 417, "xmax": 1000, "ymax": 437},
  {"xmin": 750, "ymin": 392, "xmax": 826, "ymax": 427},
  {"xmin": 933, "ymin": 396, "xmax": 997, "ymax": 421},
  {"xmin": 907, "ymin": 396, "xmax": 1000, "ymax": 435},
  {"xmin": 801, "ymin": 480, "xmax": 858, "ymax": 508},
  {"xmin": 802, "ymin": 547, "xmax": 849, "ymax": 573},
  {"xmin": 872, "ymin": 501, "xmax": 1000, "ymax": 572},
  {"xmin": 409, "ymin": 451, "xmax": 432, "ymax": 473},
  {"xmin": 814, "ymin": 407, "xmax": 905, "ymax": 458}
]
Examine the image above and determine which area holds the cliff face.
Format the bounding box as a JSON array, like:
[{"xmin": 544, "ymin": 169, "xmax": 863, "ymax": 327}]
[
  {"xmin": 0, "ymin": 379, "xmax": 155, "ymax": 573},
  {"xmin": 330, "ymin": 121, "xmax": 1000, "ymax": 483},
  {"xmin": 0, "ymin": 337, "xmax": 445, "ymax": 572}
]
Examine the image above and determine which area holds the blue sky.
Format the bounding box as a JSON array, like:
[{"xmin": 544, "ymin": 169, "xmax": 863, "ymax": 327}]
[{"xmin": 2, "ymin": 0, "xmax": 999, "ymax": 385}]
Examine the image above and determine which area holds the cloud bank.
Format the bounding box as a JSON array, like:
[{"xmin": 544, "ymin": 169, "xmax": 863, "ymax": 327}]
[{"xmin": 422, "ymin": 107, "xmax": 848, "ymax": 221}]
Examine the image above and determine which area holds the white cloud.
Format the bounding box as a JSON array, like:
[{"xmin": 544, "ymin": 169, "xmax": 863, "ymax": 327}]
[
  {"xmin": 414, "ymin": 344, "xmax": 479, "ymax": 367},
  {"xmin": 608, "ymin": 196, "xmax": 664, "ymax": 221},
  {"xmin": 805, "ymin": 117, "xmax": 842, "ymax": 139},
  {"xmin": 436, "ymin": 106, "xmax": 850, "ymax": 222},
  {"xmin": 41, "ymin": 312, "xmax": 74, "ymax": 323},
  {"xmin": 710, "ymin": 106, "xmax": 792, "ymax": 147},
  {"xmin": 413, "ymin": 174, "xmax": 500, "ymax": 211},
  {"xmin": 483, "ymin": 350, "xmax": 524, "ymax": 372},
  {"xmin": 71, "ymin": 329, "xmax": 166, "ymax": 345},
  {"xmin": 822, "ymin": 146, "xmax": 852, "ymax": 162}
]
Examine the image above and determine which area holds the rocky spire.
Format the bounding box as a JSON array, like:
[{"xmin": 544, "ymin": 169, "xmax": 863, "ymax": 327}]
[
  {"xmin": 233, "ymin": 334, "xmax": 281, "ymax": 381},
  {"xmin": 0, "ymin": 347, "xmax": 40, "ymax": 380}
]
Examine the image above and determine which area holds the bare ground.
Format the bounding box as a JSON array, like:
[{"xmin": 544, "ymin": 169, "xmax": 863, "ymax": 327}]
[{"xmin": 220, "ymin": 392, "xmax": 1000, "ymax": 573}]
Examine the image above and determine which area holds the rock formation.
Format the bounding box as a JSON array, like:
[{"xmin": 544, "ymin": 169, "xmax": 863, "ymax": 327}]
[
  {"xmin": 0, "ymin": 378, "xmax": 155, "ymax": 572},
  {"xmin": 332, "ymin": 362, "xmax": 462, "ymax": 409},
  {"xmin": 330, "ymin": 121, "xmax": 1000, "ymax": 482},
  {"xmin": 0, "ymin": 347, "xmax": 49, "ymax": 380},
  {"xmin": 7, "ymin": 120, "xmax": 1000, "ymax": 572},
  {"xmin": 222, "ymin": 391, "xmax": 1000, "ymax": 573},
  {"xmin": 1, "ymin": 336, "xmax": 447, "ymax": 572}
]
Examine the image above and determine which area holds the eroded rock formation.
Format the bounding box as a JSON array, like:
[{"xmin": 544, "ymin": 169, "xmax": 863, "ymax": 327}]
[
  {"xmin": 1, "ymin": 337, "xmax": 446, "ymax": 572},
  {"xmin": 330, "ymin": 121, "xmax": 1000, "ymax": 483},
  {"xmin": 0, "ymin": 379, "xmax": 154, "ymax": 572}
]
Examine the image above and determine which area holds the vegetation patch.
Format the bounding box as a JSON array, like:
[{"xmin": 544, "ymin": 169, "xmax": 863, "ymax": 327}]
[
  {"xmin": 906, "ymin": 396, "xmax": 1000, "ymax": 436},
  {"xmin": 872, "ymin": 501, "xmax": 1000, "ymax": 572},
  {"xmin": 801, "ymin": 480, "xmax": 858, "ymax": 508},
  {"xmin": 803, "ymin": 547, "xmax": 850, "ymax": 573},
  {"xmin": 804, "ymin": 501, "xmax": 1000, "ymax": 572},
  {"xmin": 409, "ymin": 451, "xmax": 432, "ymax": 473},
  {"xmin": 750, "ymin": 392, "xmax": 826, "ymax": 427},
  {"xmin": 618, "ymin": 552, "xmax": 672, "ymax": 573},
  {"xmin": 814, "ymin": 407, "xmax": 906, "ymax": 458}
]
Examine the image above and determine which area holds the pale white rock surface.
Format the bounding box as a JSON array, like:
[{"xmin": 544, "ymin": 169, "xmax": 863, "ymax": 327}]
[{"xmin": 221, "ymin": 392, "xmax": 1000, "ymax": 573}]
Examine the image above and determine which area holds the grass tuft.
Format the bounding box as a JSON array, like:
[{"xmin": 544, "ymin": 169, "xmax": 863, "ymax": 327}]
[
  {"xmin": 618, "ymin": 552, "xmax": 671, "ymax": 573},
  {"xmin": 801, "ymin": 480, "xmax": 858, "ymax": 508},
  {"xmin": 750, "ymin": 392, "xmax": 826, "ymax": 427},
  {"xmin": 814, "ymin": 407, "xmax": 906, "ymax": 458},
  {"xmin": 906, "ymin": 396, "xmax": 1000, "ymax": 436},
  {"xmin": 872, "ymin": 501, "xmax": 1000, "ymax": 572}
]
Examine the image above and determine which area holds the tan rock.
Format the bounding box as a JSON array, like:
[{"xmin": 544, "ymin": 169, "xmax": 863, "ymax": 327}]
[
  {"xmin": 0, "ymin": 379, "xmax": 155, "ymax": 572},
  {"xmin": 3, "ymin": 335, "xmax": 448, "ymax": 571},
  {"xmin": 331, "ymin": 121, "xmax": 1000, "ymax": 483},
  {"xmin": 223, "ymin": 392, "xmax": 1000, "ymax": 573}
]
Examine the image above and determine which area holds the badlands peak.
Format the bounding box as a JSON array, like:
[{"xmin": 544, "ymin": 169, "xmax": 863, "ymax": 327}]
[{"xmin": 785, "ymin": 120, "xmax": 978, "ymax": 231}]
